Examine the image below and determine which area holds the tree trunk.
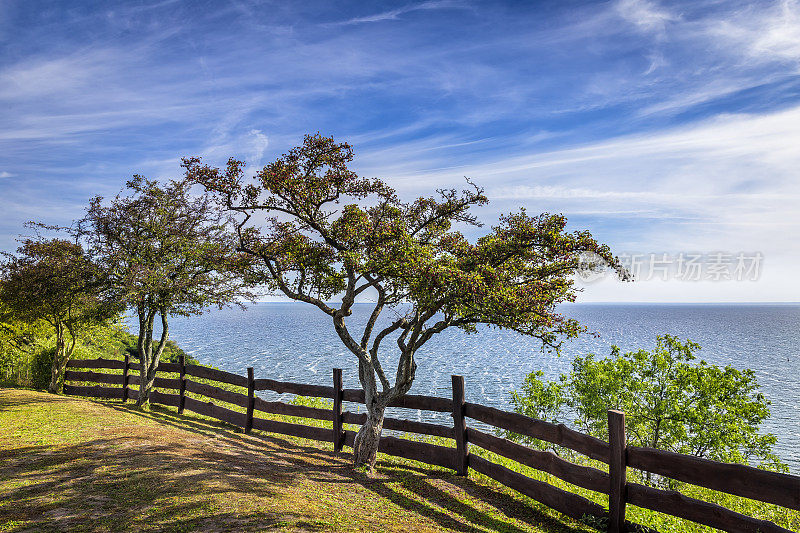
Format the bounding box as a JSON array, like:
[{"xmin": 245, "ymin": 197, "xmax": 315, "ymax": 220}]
[
  {"xmin": 51, "ymin": 352, "xmax": 72, "ymax": 394},
  {"xmin": 136, "ymin": 307, "xmax": 169, "ymax": 407},
  {"xmin": 135, "ymin": 308, "xmax": 153, "ymax": 407},
  {"xmin": 138, "ymin": 365, "xmax": 157, "ymax": 406},
  {"xmin": 351, "ymin": 355, "xmax": 388, "ymax": 471},
  {"xmin": 353, "ymin": 402, "xmax": 386, "ymax": 471},
  {"xmin": 48, "ymin": 323, "xmax": 65, "ymax": 393},
  {"xmin": 350, "ymin": 350, "xmax": 416, "ymax": 472}
]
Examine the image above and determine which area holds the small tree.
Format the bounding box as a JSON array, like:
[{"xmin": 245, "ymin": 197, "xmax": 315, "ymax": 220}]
[
  {"xmin": 184, "ymin": 134, "xmax": 625, "ymax": 470},
  {"xmin": 510, "ymin": 335, "xmax": 783, "ymax": 484},
  {"xmin": 81, "ymin": 176, "xmax": 254, "ymax": 406},
  {"xmin": 0, "ymin": 310, "xmax": 57, "ymax": 388},
  {"xmin": 0, "ymin": 239, "xmax": 119, "ymax": 392}
]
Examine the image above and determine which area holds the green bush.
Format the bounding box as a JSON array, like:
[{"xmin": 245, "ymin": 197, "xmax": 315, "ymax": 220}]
[
  {"xmin": 30, "ymin": 346, "xmax": 55, "ymax": 390},
  {"xmin": 505, "ymin": 335, "xmax": 797, "ymax": 531},
  {"xmin": 511, "ymin": 335, "xmax": 783, "ymax": 473}
]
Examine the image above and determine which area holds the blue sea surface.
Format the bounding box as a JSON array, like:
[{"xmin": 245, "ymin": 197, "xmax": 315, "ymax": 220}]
[{"xmin": 131, "ymin": 303, "xmax": 800, "ymax": 473}]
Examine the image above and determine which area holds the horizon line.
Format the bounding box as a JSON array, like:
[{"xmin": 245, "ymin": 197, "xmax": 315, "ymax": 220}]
[{"xmin": 246, "ymin": 300, "xmax": 800, "ymax": 305}]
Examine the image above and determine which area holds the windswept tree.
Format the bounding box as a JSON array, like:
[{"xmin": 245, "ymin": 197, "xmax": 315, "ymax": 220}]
[
  {"xmin": 184, "ymin": 134, "xmax": 627, "ymax": 470},
  {"xmin": 80, "ymin": 176, "xmax": 254, "ymax": 406},
  {"xmin": 0, "ymin": 238, "xmax": 119, "ymax": 393}
]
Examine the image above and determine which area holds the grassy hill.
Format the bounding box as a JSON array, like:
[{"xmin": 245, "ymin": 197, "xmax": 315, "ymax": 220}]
[{"xmin": 0, "ymin": 388, "xmax": 593, "ymax": 533}]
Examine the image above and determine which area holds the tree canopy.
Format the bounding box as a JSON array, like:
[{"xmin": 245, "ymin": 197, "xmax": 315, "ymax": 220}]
[
  {"xmin": 184, "ymin": 133, "xmax": 626, "ymax": 469},
  {"xmin": 510, "ymin": 335, "xmax": 783, "ymax": 485},
  {"xmin": 80, "ymin": 176, "xmax": 254, "ymax": 405},
  {"xmin": 0, "ymin": 238, "xmax": 119, "ymax": 392}
]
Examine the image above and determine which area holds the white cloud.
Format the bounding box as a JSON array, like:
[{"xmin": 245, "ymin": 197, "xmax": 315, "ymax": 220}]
[
  {"xmin": 0, "ymin": 171, "xmax": 11, "ymax": 178},
  {"xmin": 366, "ymin": 104, "xmax": 800, "ymax": 191},
  {"xmin": 332, "ymin": 0, "xmax": 466, "ymax": 25},
  {"xmin": 351, "ymin": 104, "xmax": 800, "ymax": 301},
  {"xmin": 490, "ymin": 185, "xmax": 799, "ymax": 203},
  {"xmin": 603, "ymin": 0, "xmax": 800, "ymax": 117},
  {"xmin": 710, "ymin": 0, "xmax": 800, "ymax": 66},
  {"xmin": 247, "ymin": 129, "xmax": 269, "ymax": 163},
  {"xmin": 614, "ymin": 0, "xmax": 677, "ymax": 38},
  {"xmin": 643, "ymin": 52, "xmax": 667, "ymax": 74},
  {"xmin": 2, "ymin": 1, "xmax": 799, "ymax": 302}
]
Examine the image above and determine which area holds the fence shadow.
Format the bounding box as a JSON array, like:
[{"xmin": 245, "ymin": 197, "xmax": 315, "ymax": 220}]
[
  {"xmin": 0, "ymin": 436, "xmax": 296, "ymax": 532},
  {"xmin": 111, "ymin": 399, "xmax": 590, "ymax": 531},
  {"xmin": 3, "ymin": 395, "xmax": 594, "ymax": 533},
  {"xmin": 106, "ymin": 401, "xmax": 342, "ymax": 466},
  {"xmin": 59, "ymin": 359, "xmax": 800, "ymax": 533},
  {"xmin": 359, "ymin": 462, "xmax": 584, "ymax": 533},
  {"xmin": 0, "ymin": 388, "xmax": 67, "ymax": 411}
]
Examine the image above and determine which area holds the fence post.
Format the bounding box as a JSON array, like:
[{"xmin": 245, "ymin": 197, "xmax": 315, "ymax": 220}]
[
  {"xmin": 122, "ymin": 352, "xmax": 130, "ymax": 403},
  {"xmin": 451, "ymin": 375, "xmax": 468, "ymax": 476},
  {"xmin": 245, "ymin": 367, "xmax": 255, "ymax": 434},
  {"xmin": 178, "ymin": 355, "xmax": 186, "ymax": 414},
  {"xmin": 333, "ymin": 368, "xmax": 344, "ymax": 452},
  {"xmin": 608, "ymin": 409, "xmax": 627, "ymax": 533}
]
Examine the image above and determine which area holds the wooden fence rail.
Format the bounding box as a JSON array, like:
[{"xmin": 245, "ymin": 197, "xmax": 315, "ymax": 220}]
[{"xmin": 64, "ymin": 357, "xmax": 800, "ymax": 533}]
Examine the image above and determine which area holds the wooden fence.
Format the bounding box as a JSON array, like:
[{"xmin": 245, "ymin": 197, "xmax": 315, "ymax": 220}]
[{"xmin": 63, "ymin": 355, "xmax": 800, "ymax": 533}]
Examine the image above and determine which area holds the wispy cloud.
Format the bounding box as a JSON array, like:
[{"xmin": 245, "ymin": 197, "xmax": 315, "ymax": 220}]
[
  {"xmin": 614, "ymin": 0, "xmax": 678, "ymax": 39},
  {"xmin": 352, "ymin": 103, "xmax": 800, "ymax": 279},
  {"xmin": 246, "ymin": 129, "xmax": 270, "ymax": 163},
  {"xmin": 2, "ymin": 0, "xmax": 800, "ymax": 301},
  {"xmin": 331, "ymin": 0, "xmax": 467, "ymax": 26},
  {"xmin": 709, "ymin": 0, "xmax": 800, "ymax": 65}
]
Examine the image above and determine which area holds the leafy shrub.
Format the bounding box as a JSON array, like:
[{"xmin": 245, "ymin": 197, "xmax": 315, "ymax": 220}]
[{"xmin": 30, "ymin": 346, "xmax": 55, "ymax": 390}]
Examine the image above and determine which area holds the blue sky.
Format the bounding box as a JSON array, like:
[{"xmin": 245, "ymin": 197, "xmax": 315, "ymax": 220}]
[{"xmin": 1, "ymin": 0, "xmax": 799, "ymax": 302}]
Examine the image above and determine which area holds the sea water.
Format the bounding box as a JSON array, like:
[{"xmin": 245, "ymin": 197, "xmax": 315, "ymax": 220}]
[{"xmin": 132, "ymin": 302, "xmax": 799, "ymax": 472}]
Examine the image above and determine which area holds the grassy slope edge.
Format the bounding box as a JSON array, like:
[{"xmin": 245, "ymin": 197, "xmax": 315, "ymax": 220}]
[{"xmin": 0, "ymin": 388, "xmax": 593, "ymax": 533}]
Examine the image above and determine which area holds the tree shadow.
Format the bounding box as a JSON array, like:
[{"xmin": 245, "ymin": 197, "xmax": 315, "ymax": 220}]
[
  {"xmin": 0, "ymin": 388, "xmax": 65, "ymax": 411},
  {"xmin": 342, "ymin": 461, "xmax": 591, "ymax": 533},
  {"xmin": 106, "ymin": 401, "xmax": 349, "ymax": 469},
  {"xmin": 2, "ymin": 393, "xmax": 593, "ymax": 533},
  {"xmin": 439, "ymin": 468, "xmax": 594, "ymax": 533},
  {"xmin": 0, "ymin": 436, "xmax": 297, "ymax": 532}
]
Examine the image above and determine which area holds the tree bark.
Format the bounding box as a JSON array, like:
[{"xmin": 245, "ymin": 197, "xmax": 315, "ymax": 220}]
[
  {"xmin": 50, "ymin": 339, "xmax": 75, "ymax": 394},
  {"xmin": 135, "ymin": 308, "xmax": 152, "ymax": 406},
  {"xmin": 352, "ymin": 358, "xmax": 388, "ymax": 471},
  {"xmin": 350, "ymin": 348, "xmax": 417, "ymax": 472},
  {"xmin": 353, "ymin": 401, "xmax": 386, "ymax": 471},
  {"xmin": 137, "ymin": 366, "xmax": 155, "ymax": 407},
  {"xmin": 136, "ymin": 307, "xmax": 169, "ymax": 407},
  {"xmin": 48, "ymin": 323, "xmax": 64, "ymax": 394}
]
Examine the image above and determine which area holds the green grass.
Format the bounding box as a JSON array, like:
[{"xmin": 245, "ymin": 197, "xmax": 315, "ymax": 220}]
[
  {"xmin": 0, "ymin": 388, "xmax": 596, "ymax": 533},
  {"xmin": 455, "ymin": 441, "xmax": 800, "ymax": 533},
  {"xmin": 11, "ymin": 361, "xmax": 798, "ymax": 533}
]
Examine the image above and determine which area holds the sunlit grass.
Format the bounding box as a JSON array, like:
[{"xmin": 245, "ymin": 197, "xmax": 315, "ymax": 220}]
[
  {"xmin": 1, "ymin": 387, "xmax": 596, "ymax": 533},
  {"xmin": 49, "ymin": 354, "xmax": 800, "ymax": 532}
]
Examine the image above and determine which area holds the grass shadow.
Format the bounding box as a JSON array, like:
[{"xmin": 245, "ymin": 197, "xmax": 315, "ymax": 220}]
[
  {"xmin": 2, "ymin": 389, "xmax": 595, "ymax": 533},
  {"xmin": 352, "ymin": 462, "xmax": 589, "ymax": 533},
  {"xmin": 0, "ymin": 435, "xmax": 297, "ymax": 532},
  {"xmin": 0, "ymin": 389, "xmax": 64, "ymax": 411}
]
